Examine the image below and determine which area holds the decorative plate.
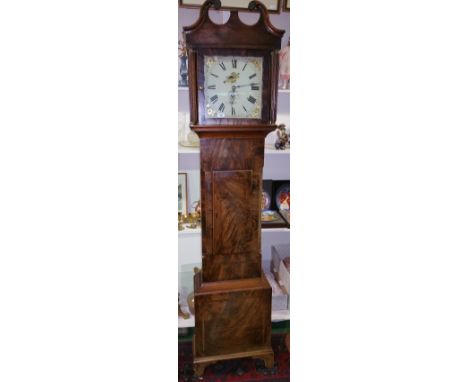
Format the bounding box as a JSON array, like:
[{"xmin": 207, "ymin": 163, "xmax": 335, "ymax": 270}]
[
  {"xmin": 262, "ymin": 191, "xmax": 271, "ymax": 211},
  {"xmin": 275, "ymin": 183, "xmax": 290, "ymax": 211}
]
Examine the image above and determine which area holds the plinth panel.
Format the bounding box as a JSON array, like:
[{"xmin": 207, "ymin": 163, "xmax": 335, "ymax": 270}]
[{"xmin": 194, "ymin": 273, "xmax": 272, "ymax": 358}]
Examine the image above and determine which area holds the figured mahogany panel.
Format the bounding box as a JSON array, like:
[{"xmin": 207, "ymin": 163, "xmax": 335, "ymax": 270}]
[
  {"xmin": 202, "ymin": 255, "xmax": 261, "ymax": 281},
  {"xmin": 199, "ymin": 137, "xmax": 266, "ymax": 282},
  {"xmin": 194, "ymin": 273, "xmax": 272, "ymax": 357},
  {"xmin": 212, "ymin": 170, "xmax": 256, "ymax": 254},
  {"xmin": 199, "ymin": 137, "xmax": 265, "ymax": 170}
]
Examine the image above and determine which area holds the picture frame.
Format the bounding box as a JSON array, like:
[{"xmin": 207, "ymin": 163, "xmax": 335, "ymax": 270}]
[
  {"xmin": 179, "ymin": 0, "xmax": 281, "ymax": 14},
  {"xmin": 261, "ymin": 210, "xmax": 288, "ymax": 229},
  {"xmin": 283, "ymin": 0, "xmax": 290, "ymax": 12},
  {"xmin": 178, "ymin": 173, "xmax": 188, "ymax": 215}
]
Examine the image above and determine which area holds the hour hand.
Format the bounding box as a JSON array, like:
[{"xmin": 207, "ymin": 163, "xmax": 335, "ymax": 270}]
[{"xmin": 234, "ymin": 83, "xmax": 260, "ymax": 88}]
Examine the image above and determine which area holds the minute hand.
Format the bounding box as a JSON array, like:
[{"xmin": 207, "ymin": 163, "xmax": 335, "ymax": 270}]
[{"xmin": 234, "ymin": 83, "xmax": 260, "ymax": 88}]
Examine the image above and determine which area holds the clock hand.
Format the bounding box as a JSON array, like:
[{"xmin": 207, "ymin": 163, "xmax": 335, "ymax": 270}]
[{"xmin": 234, "ymin": 83, "xmax": 260, "ymax": 88}]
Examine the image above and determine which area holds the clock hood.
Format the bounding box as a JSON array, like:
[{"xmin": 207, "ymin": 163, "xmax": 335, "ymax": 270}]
[{"xmin": 183, "ymin": 0, "xmax": 284, "ymax": 50}]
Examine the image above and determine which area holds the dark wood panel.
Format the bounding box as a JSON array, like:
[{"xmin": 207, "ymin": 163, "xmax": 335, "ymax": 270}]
[
  {"xmin": 199, "ymin": 137, "xmax": 266, "ymax": 282},
  {"xmin": 203, "ymin": 256, "xmax": 261, "ymax": 281},
  {"xmin": 183, "ymin": 4, "xmax": 283, "ymax": 50},
  {"xmin": 194, "ymin": 273, "xmax": 272, "ymax": 357},
  {"xmin": 199, "ymin": 138, "xmax": 265, "ymax": 171},
  {"xmin": 212, "ymin": 170, "xmax": 257, "ymax": 253}
]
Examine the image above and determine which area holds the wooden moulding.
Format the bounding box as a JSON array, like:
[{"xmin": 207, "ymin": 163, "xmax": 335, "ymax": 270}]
[
  {"xmin": 191, "ymin": 124, "xmax": 277, "ymax": 139},
  {"xmin": 195, "ymin": 270, "xmax": 271, "ymax": 294},
  {"xmin": 183, "ymin": 1, "xmax": 283, "ymax": 50}
]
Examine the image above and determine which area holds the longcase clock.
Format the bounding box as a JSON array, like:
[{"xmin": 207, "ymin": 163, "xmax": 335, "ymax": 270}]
[{"xmin": 183, "ymin": 0, "xmax": 285, "ymax": 376}]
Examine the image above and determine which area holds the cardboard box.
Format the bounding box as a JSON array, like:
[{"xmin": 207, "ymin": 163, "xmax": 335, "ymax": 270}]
[
  {"xmin": 271, "ymin": 244, "xmax": 290, "ymax": 295},
  {"xmin": 278, "ymin": 257, "xmax": 290, "ymax": 294},
  {"xmin": 265, "ymin": 271, "xmax": 289, "ymax": 311}
]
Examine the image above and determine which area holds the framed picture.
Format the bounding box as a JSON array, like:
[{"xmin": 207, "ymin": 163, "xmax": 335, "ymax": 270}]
[
  {"xmin": 283, "ymin": 0, "xmax": 290, "ymax": 12},
  {"xmin": 179, "ymin": 0, "xmax": 281, "ymax": 14},
  {"xmin": 178, "ymin": 173, "xmax": 188, "ymax": 215},
  {"xmin": 261, "ymin": 210, "xmax": 288, "ymax": 229}
]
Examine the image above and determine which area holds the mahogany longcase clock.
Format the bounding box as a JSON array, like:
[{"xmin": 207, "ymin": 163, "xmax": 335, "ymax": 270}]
[{"xmin": 183, "ymin": 0, "xmax": 285, "ymax": 376}]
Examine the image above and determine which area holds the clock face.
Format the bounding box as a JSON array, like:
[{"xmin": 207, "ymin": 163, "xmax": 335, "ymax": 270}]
[{"xmin": 203, "ymin": 55, "xmax": 263, "ymax": 119}]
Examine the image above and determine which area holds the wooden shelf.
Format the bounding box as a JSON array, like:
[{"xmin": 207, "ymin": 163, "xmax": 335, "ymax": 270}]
[
  {"xmin": 178, "ymin": 227, "xmax": 201, "ymax": 235},
  {"xmin": 178, "ymin": 144, "xmax": 199, "ymax": 154}
]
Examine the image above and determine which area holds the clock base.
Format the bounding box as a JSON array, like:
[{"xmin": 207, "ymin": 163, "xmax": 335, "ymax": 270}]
[
  {"xmin": 192, "ymin": 272, "xmax": 274, "ymax": 377},
  {"xmin": 193, "ymin": 339, "xmax": 274, "ymax": 377}
]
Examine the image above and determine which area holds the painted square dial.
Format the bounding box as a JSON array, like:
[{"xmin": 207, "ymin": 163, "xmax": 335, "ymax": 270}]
[{"xmin": 203, "ymin": 55, "xmax": 263, "ymax": 119}]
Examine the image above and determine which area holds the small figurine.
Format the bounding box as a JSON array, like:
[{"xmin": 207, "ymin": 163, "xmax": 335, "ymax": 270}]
[
  {"xmin": 178, "ymin": 293, "xmax": 190, "ymax": 319},
  {"xmin": 178, "ymin": 38, "xmax": 188, "ymax": 87},
  {"xmin": 192, "ymin": 200, "xmax": 201, "ymax": 215},
  {"xmin": 274, "ymin": 124, "xmax": 290, "ymax": 150},
  {"xmin": 278, "ymin": 38, "xmax": 290, "ymax": 90}
]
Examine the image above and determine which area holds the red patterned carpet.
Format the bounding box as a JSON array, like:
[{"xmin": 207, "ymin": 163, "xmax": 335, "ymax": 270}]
[{"xmin": 178, "ymin": 334, "xmax": 290, "ymax": 382}]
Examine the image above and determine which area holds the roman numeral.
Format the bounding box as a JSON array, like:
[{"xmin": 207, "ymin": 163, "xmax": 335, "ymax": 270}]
[
  {"xmin": 231, "ymin": 106, "xmax": 235, "ymax": 116},
  {"xmin": 210, "ymin": 95, "xmax": 218, "ymax": 104},
  {"xmin": 251, "ymin": 84, "xmax": 259, "ymax": 90},
  {"xmin": 219, "ymin": 62, "xmax": 226, "ymax": 70},
  {"xmin": 243, "ymin": 105, "xmax": 248, "ymax": 112},
  {"xmin": 218, "ymin": 103, "xmax": 225, "ymax": 112},
  {"xmin": 248, "ymin": 95, "xmax": 256, "ymax": 104},
  {"xmin": 232, "ymin": 59, "xmax": 237, "ymax": 68},
  {"xmin": 249, "ymin": 73, "xmax": 256, "ymax": 79},
  {"xmin": 210, "ymin": 73, "xmax": 219, "ymax": 78},
  {"xmin": 242, "ymin": 63, "xmax": 247, "ymax": 71},
  {"xmin": 207, "ymin": 84, "xmax": 216, "ymax": 89}
]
